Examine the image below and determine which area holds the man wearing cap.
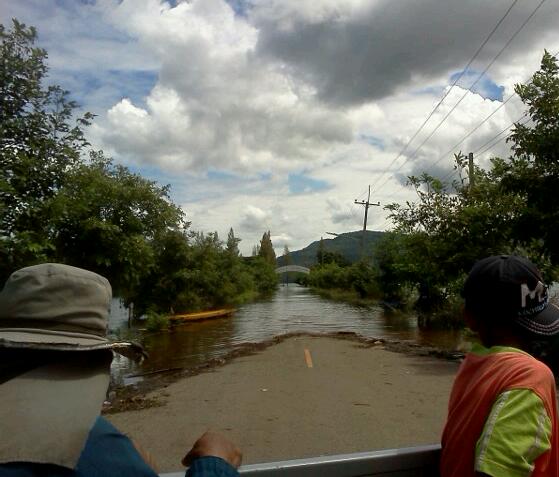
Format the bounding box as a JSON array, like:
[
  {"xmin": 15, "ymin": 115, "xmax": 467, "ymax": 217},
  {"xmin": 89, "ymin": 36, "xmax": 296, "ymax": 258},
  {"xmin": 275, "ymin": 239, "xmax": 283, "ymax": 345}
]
[
  {"xmin": 440, "ymin": 255, "xmax": 559, "ymax": 477},
  {"xmin": 0, "ymin": 263, "xmax": 241, "ymax": 477}
]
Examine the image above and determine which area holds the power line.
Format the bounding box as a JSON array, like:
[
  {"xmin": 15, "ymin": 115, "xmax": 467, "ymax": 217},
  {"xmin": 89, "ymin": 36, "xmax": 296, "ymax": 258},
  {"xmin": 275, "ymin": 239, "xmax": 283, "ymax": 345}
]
[
  {"xmin": 475, "ymin": 115, "xmax": 530, "ymax": 156},
  {"xmin": 372, "ymin": 0, "xmax": 548, "ymax": 197},
  {"xmin": 374, "ymin": 111, "xmax": 530, "ymax": 231},
  {"xmin": 414, "ymin": 49, "xmax": 559, "ymax": 183},
  {"xmin": 403, "ymin": 0, "xmax": 547, "ymax": 158},
  {"xmin": 404, "ymin": 98, "xmax": 515, "ymax": 185},
  {"xmin": 374, "ymin": 111, "xmax": 528, "ymax": 217},
  {"xmin": 433, "ymin": 95, "xmax": 515, "ymax": 165},
  {"xmin": 368, "ymin": 0, "xmax": 520, "ymax": 194}
]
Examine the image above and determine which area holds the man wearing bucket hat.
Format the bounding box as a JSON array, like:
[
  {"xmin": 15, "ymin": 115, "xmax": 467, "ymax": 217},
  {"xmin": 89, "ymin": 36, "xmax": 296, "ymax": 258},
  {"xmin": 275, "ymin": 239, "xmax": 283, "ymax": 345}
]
[
  {"xmin": 0, "ymin": 263, "xmax": 241, "ymax": 477},
  {"xmin": 441, "ymin": 255, "xmax": 559, "ymax": 477}
]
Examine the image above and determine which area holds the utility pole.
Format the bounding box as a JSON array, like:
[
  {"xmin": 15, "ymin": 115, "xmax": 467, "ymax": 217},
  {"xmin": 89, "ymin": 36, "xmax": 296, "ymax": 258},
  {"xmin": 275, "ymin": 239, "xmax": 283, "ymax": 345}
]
[
  {"xmin": 468, "ymin": 152, "xmax": 475, "ymax": 191},
  {"xmin": 354, "ymin": 185, "xmax": 380, "ymax": 259}
]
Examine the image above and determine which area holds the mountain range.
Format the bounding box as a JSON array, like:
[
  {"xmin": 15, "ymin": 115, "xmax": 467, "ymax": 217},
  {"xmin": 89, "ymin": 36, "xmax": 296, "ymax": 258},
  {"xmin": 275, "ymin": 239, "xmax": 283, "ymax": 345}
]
[{"xmin": 276, "ymin": 230, "xmax": 386, "ymax": 267}]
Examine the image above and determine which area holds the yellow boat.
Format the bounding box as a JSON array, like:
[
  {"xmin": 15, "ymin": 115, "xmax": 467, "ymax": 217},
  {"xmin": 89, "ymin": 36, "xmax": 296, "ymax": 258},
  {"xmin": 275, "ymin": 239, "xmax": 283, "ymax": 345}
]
[{"xmin": 169, "ymin": 308, "xmax": 235, "ymax": 323}]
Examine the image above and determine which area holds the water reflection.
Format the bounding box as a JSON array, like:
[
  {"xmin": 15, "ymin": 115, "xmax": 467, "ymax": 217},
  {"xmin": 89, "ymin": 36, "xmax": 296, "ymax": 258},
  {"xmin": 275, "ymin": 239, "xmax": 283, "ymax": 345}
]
[{"xmin": 109, "ymin": 285, "xmax": 464, "ymax": 386}]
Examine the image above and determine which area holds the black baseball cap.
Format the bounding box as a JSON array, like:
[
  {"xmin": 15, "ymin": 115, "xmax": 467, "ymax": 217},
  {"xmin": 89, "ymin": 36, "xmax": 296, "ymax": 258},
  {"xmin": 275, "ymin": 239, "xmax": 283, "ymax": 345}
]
[{"xmin": 463, "ymin": 255, "xmax": 559, "ymax": 336}]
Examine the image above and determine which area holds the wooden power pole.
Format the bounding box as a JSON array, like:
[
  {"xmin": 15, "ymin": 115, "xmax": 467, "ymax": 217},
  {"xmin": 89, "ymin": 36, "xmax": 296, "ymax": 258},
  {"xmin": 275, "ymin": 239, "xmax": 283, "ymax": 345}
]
[
  {"xmin": 468, "ymin": 152, "xmax": 474, "ymax": 191},
  {"xmin": 354, "ymin": 185, "xmax": 380, "ymax": 258}
]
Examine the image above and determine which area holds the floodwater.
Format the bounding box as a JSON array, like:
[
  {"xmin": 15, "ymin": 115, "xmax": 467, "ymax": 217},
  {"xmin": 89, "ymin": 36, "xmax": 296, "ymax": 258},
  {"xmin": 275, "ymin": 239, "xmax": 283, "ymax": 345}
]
[{"xmin": 108, "ymin": 284, "xmax": 466, "ymax": 386}]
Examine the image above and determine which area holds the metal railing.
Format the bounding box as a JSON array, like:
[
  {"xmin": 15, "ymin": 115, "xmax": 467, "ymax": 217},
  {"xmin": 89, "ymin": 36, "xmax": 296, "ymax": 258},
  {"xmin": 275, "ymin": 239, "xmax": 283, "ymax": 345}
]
[{"xmin": 161, "ymin": 444, "xmax": 441, "ymax": 477}]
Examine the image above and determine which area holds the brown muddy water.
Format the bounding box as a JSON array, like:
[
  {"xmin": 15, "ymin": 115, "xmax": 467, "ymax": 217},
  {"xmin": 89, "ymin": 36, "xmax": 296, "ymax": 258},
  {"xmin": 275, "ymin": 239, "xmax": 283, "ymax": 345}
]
[{"xmin": 108, "ymin": 285, "xmax": 467, "ymax": 387}]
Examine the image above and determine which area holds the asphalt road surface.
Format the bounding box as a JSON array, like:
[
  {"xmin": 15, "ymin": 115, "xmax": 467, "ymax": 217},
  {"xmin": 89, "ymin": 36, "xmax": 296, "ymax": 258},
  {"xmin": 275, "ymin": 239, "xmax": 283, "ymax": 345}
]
[{"xmin": 108, "ymin": 336, "xmax": 459, "ymax": 473}]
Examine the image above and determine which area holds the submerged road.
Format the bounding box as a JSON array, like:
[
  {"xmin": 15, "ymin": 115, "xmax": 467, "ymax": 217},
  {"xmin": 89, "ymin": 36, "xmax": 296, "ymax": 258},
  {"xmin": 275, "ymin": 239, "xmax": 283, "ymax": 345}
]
[{"xmin": 109, "ymin": 285, "xmax": 465, "ymax": 386}]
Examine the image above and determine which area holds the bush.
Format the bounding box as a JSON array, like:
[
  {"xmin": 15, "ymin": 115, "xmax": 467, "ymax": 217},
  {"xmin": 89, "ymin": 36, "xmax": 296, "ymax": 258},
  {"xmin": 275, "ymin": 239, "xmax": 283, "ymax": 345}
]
[
  {"xmin": 305, "ymin": 261, "xmax": 382, "ymax": 300},
  {"xmin": 348, "ymin": 261, "xmax": 381, "ymax": 298},
  {"xmin": 145, "ymin": 311, "xmax": 170, "ymax": 331}
]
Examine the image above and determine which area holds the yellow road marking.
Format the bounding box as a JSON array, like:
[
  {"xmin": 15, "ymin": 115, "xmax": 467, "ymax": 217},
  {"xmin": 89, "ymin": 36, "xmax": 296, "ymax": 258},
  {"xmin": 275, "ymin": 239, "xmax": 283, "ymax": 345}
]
[{"xmin": 304, "ymin": 348, "xmax": 313, "ymax": 368}]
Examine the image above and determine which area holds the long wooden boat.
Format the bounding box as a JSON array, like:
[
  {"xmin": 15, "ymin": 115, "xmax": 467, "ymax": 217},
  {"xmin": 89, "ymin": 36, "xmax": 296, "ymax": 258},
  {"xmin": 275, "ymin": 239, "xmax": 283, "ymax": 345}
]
[{"xmin": 169, "ymin": 308, "xmax": 235, "ymax": 323}]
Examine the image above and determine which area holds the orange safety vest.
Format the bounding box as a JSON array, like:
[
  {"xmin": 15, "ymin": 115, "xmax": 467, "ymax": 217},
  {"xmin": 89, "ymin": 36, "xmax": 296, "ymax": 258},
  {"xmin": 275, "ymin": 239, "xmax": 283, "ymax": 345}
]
[{"xmin": 440, "ymin": 350, "xmax": 559, "ymax": 477}]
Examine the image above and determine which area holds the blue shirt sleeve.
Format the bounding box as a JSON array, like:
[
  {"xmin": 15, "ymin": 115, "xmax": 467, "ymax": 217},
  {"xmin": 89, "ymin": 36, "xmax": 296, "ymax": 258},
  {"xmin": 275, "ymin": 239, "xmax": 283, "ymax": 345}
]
[
  {"xmin": 0, "ymin": 416, "xmax": 158, "ymax": 477},
  {"xmin": 185, "ymin": 456, "xmax": 240, "ymax": 477},
  {"xmin": 75, "ymin": 416, "xmax": 159, "ymax": 477}
]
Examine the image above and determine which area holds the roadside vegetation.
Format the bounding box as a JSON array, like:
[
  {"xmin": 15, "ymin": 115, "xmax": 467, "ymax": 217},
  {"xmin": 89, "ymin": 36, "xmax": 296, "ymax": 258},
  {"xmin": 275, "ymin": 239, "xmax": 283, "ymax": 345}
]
[{"xmin": 0, "ymin": 20, "xmax": 277, "ymax": 319}]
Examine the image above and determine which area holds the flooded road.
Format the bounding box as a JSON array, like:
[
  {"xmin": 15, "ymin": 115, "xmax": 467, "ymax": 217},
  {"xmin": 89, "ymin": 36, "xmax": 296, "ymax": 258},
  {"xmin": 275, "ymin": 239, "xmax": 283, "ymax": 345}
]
[{"xmin": 109, "ymin": 284, "xmax": 465, "ymax": 386}]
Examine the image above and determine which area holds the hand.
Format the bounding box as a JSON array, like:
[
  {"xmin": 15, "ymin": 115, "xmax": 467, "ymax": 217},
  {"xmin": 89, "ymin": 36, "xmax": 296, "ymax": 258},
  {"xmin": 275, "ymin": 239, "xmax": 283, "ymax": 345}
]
[{"xmin": 182, "ymin": 431, "xmax": 242, "ymax": 469}]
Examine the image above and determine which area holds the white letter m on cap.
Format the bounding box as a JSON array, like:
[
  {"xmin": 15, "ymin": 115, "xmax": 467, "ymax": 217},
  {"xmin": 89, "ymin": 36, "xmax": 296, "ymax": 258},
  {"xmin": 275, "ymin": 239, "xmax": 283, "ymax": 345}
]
[{"xmin": 520, "ymin": 281, "xmax": 546, "ymax": 308}]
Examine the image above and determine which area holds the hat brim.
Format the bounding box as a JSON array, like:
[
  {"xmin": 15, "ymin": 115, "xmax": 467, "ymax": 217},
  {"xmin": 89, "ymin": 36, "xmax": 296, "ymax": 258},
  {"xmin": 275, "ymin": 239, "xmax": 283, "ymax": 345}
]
[
  {"xmin": 0, "ymin": 360, "xmax": 110, "ymax": 468},
  {"xmin": 0, "ymin": 328, "xmax": 147, "ymax": 361},
  {"xmin": 516, "ymin": 303, "xmax": 559, "ymax": 336}
]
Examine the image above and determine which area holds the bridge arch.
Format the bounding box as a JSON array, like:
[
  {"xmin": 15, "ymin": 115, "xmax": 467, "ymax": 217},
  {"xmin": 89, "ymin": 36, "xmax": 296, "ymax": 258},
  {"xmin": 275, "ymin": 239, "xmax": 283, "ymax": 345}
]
[{"xmin": 275, "ymin": 265, "xmax": 310, "ymax": 274}]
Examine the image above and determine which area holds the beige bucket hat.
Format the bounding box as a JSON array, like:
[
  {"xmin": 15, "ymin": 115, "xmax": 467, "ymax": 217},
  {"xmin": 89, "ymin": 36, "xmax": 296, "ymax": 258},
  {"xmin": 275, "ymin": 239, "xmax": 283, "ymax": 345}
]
[
  {"xmin": 0, "ymin": 263, "xmax": 145, "ymax": 359},
  {"xmin": 0, "ymin": 263, "xmax": 145, "ymax": 468}
]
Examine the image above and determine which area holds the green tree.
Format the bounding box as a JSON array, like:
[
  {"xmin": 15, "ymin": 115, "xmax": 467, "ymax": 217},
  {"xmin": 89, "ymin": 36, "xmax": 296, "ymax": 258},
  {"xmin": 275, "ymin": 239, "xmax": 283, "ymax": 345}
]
[
  {"xmin": 258, "ymin": 230, "xmax": 276, "ymax": 265},
  {"xmin": 0, "ymin": 20, "xmax": 94, "ymax": 279},
  {"xmin": 226, "ymin": 227, "xmax": 240, "ymax": 257},
  {"xmin": 246, "ymin": 256, "xmax": 279, "ymax": 295},
  {"xmin": 499, "ymin": 51, "xmax": 559, "ymax": 263},
  {"xmin": 132, "ymin": 229, "xmax": 191, "ymax": 315},
  {"xmin": 384, "ymin": 155, "xmax": 525, "ymax": 311},
  {"xmin": 316, "ymin": 248, "xmax": 350, "ymax": 267},
  {"xmin": 283, "ymin": 244, "xmax": 291, "ymax": 264},
  {"xmin": 47, "ymin": 151, "xmax": 187, "ymax": 297}
]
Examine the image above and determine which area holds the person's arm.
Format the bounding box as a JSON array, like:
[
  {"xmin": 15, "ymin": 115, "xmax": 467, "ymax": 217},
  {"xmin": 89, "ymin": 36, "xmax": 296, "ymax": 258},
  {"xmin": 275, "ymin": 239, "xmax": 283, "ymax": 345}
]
[
  {"xmin": 475, "ymin": 389, "xmax": 552, "ymax": 477},
  {"xmin": 183, "ymin": 432, "xmax": 241, "ymax": 477}
]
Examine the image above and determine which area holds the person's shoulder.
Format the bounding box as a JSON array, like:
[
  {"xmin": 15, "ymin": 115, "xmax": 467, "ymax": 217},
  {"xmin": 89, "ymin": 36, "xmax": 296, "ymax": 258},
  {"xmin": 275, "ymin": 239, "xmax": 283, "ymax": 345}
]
[
  {"xmin": 502, "ymin": 351, "xmax": 557, "ymax": 396},
  {"xmin": 474, "ymin": 348, "xmax": 555, "ymax": 390},
  {"xmin": 509, "ymin": 350, "xmax": 553, "ymax": 374}
]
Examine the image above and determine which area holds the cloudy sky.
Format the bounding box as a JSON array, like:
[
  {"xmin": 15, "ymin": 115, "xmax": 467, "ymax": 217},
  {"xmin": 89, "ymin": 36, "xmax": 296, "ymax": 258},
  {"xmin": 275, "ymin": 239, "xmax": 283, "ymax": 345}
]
[{"xmin": 2, "ymin": 0, "xmax": 559, "ymax": 255}]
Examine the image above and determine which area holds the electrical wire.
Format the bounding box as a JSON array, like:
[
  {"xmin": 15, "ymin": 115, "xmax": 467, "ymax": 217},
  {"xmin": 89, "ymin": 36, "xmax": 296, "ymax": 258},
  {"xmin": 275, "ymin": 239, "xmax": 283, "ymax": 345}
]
[
  {"xmin": 416, "ymin": 49, "xmax": 558, "ymax": 183},
  {"xmin": 368, "ymin": 0, "xmax": 521, "ymax": 194},
  {"xmin": 371, "ymin": 0, "xmax": 548, "ymax": 197}
]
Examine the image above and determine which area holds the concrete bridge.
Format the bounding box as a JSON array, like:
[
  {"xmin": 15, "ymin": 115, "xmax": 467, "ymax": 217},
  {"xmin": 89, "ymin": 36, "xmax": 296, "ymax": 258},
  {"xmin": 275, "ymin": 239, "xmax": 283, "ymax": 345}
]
[{"xmin": 275, "ymin": 265, "xmax": 310, "ymax": 274}]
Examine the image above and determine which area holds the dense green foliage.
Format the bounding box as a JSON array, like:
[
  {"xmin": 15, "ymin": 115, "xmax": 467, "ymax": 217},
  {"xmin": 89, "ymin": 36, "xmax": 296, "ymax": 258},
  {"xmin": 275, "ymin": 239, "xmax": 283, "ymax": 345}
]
[
  {"xmin": 502, "ymin": 51, "xmax": 559, "ymax": 263},
  {"xmin": 48, "ymin": 151, "xmax": 186, "ymax": 295},
  {"xmin": 303, "ymin": 238, "xmax": 380, "ymax": 300},
  {"xmin": 303, "ymin": 260, "xmax": 380, "ymax": 300},
  {"xmin": 1, "ymin": 20, "xmax": 94, "ymax": 275},
  {"xmin": 258, "ymin": 230, "xmax": 276, "ymax": 265},
  {"xmin": 0, "ymin": 19, "xmax": 277, "ymax": 315},
  {"xmin": 132, "ymin": 230, "xmax": 277, "ymax": 316}
]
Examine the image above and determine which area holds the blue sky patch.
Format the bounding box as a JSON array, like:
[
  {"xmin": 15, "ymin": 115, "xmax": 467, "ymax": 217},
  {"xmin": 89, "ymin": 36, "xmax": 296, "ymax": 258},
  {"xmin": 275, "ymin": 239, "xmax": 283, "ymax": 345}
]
[
  {"xmin": 225, "ymin": 0, "xmax": 252, "ymax": 17},
  {"xmin": 128, "ymin": 164, "xmax": 174, "ymax": 183},
  {"xmin": 359, "ymin": 134, "xmax": 385, "ymax": 150},
  {"xmin": 288, "ymin": 173, "xmax": 330, "ymax": 194},
  {"xmin": 450, "ymin": 70, "xmax": 504, "ymax": 101},
  {"xmin": 413, "ymin": 85, "xmax": 446, "ymax": 96},
  {"xmin": 66, "ymin": 69, "xmax": 158, "ymax": 112},
  {"xmin": 207, "ymin": 170, "xmax": 238, "ymax": 181}
]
